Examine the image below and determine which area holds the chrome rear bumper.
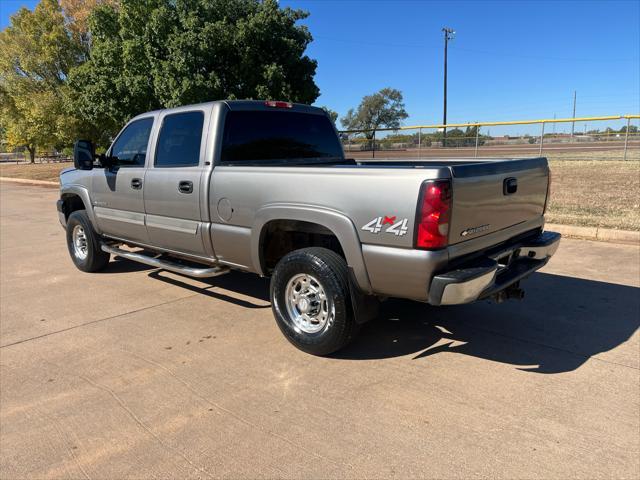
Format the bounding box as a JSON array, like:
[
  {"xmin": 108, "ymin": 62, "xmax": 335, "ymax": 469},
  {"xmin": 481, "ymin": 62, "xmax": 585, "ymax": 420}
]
[{"xmin": 428, "ymin": 231, "xmax": 561, "ymax": 306}]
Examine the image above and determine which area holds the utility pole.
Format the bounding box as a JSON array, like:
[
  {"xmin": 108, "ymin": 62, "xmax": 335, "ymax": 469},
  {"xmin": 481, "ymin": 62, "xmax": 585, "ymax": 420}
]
[
  {"xmin": 442, "ymin": 27, "xmax": 455, "ymax": 148},
  {"xmin": 571, "ymin": 90, "xmax": 577, "ymax": 137}
]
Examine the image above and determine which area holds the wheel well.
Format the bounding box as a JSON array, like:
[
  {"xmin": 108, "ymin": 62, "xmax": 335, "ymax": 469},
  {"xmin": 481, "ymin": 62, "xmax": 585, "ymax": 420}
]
[
  {"xmin": 61, "ymin": 194, "xmax": 86, "ymax": 220},
  {"xmin": 260, "ymin": 220, "xmax": 345, "ymax": 273}
]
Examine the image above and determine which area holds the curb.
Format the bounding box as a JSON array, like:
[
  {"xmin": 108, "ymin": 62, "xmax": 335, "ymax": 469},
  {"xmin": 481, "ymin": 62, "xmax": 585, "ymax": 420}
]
[
  {"xmin": 0, "ymin": 177, "xmax": 58, "ymax": 187},
  {"xmin": 546, "ymin": 223, "xmax": 639, "ymax": 245}
]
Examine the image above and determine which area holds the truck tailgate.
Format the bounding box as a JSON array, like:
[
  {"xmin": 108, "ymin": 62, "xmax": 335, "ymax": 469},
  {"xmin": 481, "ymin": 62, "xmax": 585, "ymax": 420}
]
[{"xmin": 448, "ymin": 158, "xmax": 549, "ymax": 244}]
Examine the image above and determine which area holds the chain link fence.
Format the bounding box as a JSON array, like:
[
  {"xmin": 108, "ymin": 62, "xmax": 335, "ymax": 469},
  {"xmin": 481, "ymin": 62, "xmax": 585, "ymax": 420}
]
[
  {"xmin": 340, "ymin": 114, "xmax": 640, "ymax": 162},
  {"xmin": 0, "ymin": 150, "xmax": 72, "ymax": 164}
]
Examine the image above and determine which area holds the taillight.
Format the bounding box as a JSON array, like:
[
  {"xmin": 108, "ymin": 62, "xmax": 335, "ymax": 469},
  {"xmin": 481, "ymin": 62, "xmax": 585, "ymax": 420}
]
[
  {"xmin": 415, "ymin": 180, "xmax": 451, "ymax": 249},
  {"xmin": 265, "ymin": 100, "xmax": 293, "ymax": 108}
]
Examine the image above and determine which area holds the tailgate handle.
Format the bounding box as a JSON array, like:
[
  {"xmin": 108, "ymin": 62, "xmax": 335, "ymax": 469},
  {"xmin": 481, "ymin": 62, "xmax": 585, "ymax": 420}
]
[{"xmin": 503, "ymin": 177, "xmax": 517, "ymax": 195}]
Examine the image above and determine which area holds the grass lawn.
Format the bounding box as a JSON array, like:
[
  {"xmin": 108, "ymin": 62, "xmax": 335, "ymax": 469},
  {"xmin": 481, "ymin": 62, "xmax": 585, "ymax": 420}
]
[
  {"xmin": 0, "ymin": 162, "xmax": 70, "ymax": 182},
  {"xmin": 2, "ymin": 159, "xmax": 639, "ymax": 231},
  {"xmin": 546, "ymin": 160, "xmax": 639, "ymax": 231}
]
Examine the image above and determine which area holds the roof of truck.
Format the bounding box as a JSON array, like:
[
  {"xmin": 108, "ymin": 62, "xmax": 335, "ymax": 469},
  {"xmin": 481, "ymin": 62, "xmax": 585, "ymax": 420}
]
[{"xmin": 129, "ymin": 99, "xmax": 324, "ymax": 122}]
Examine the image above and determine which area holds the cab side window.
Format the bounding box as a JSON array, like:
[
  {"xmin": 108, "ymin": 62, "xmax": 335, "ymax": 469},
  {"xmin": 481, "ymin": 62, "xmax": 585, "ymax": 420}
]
[
  {"xmin": 155, "ymin": 111, "xmax": 204, "ymax": 167},
  {"xmin": 110, "ymin": 118, "xmax": 154, "ymax": 167}
]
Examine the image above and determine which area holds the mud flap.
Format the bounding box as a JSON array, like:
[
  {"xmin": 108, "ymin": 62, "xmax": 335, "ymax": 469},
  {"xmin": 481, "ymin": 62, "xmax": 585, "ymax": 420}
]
[{"xmin": 348, "ymin": 267, "xmax": 380, "ymax": 324}]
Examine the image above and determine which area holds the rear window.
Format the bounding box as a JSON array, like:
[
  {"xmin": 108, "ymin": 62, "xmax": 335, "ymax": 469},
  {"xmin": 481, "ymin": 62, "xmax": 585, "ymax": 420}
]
[{"xmin": 220, "ymin": 111, "xmax": 342, "ymax": 164}]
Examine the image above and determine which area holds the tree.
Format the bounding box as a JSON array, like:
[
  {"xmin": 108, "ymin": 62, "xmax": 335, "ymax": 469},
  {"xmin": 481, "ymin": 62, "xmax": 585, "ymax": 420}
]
[
  {"xmin": 340, "ymin": 88, "xmax": 408, "ymax": 139},
  {"xmin": 0, "ymin": 0, "xmax": 83, "ymax": 161},
  {"xmin": 0, "ymin": 85, "xmax": 67, "ymax": 162},
  {"xmin": 321, "ymin": 106, "xmax": 338, "ymax": 125},
  {"xmin": 59, "ymin": 0, "xmax": 118, "ymax": 52},
  {"xmin": 425, "ymin": 125, "xmax": 488, "ymax": 148},
  {"xmin": 69, "ymin": 0, "xmax": 320, "ymax": 145},
  {"xmin": 60, "ymin": 0, "xmax": 117, "ymax": 36}
]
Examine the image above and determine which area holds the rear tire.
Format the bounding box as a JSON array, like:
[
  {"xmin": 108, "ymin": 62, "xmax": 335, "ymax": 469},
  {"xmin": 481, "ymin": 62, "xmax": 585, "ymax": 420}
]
[
  {"xmin": 66, "ymin": 210, "xmax": 110, "ymax": 272},
  {"xmin": 270, "ymin": 247, "xmax": 359, "ymax": 355}
]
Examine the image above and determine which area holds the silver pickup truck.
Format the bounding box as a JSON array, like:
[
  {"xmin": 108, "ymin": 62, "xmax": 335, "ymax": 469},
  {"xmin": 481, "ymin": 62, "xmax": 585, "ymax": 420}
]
[{"xmin": 58, "ymin": 100, "xmax": 560, "ymax": 355}]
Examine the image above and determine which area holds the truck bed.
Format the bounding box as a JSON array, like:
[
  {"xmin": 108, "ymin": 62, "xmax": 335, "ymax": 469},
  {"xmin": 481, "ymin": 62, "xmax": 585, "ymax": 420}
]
[{"xmin": 266, "ymin": 156, "xmax": 550, "ymax": 246}]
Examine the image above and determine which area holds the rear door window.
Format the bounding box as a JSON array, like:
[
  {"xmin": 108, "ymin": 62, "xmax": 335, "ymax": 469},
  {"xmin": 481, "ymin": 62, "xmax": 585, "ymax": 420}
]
[
  {"xmin": 155, "ymin": 111, "xmax": 205, "ymax": 167},
  {"xmin": 221, "ymin": 111, "xmax": 343, "ymax": 164}
]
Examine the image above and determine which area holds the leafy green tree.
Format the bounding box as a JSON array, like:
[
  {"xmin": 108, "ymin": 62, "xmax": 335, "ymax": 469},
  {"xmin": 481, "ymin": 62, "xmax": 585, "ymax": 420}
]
[
  {"xmin": 70, "ymin": 0, "xmax": 320, "ymax": 145},
  {"xmin": 60, "ymin": 0, "xmax": 117, "ymax": 37},
  {"xmin": 0, "ymin": 85, "xmax": 68, "ymax": 162},
  {"xmin": 321, "ymin": 106, "xmax": 338, "ymax": 125},
  {"xmin": 0, "ymin": 0, "xmax": 83, "ymax": 161},
  {"xmin": 340, "ymin": 88, "xmax": 408, "ymax": 140},
  {"xmin": 60, "ymin": 0, "xmax": 118, "ymax": 55},
  {"xmin": 430, "ymin": 125, "xmax": 487, "ymax": 148}
]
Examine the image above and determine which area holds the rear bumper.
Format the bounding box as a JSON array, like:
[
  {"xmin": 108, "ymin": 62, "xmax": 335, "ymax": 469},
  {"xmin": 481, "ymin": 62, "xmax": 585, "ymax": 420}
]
[{"xmin": 428, "ymin": 230, "xmax": 561, "ymax": 306}]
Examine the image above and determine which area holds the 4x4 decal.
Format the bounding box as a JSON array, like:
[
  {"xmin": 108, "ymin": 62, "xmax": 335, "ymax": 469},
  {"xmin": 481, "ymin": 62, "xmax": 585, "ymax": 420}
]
[{"xmin": 362, "ymin": 216, "xmax": 409, "ymax": 236}]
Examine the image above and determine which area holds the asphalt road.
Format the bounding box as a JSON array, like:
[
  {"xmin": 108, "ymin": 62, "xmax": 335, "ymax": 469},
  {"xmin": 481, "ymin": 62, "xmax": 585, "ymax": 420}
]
[{"xmin": 1, "ymin": 182, "xmax": 638, "ymax": 479}]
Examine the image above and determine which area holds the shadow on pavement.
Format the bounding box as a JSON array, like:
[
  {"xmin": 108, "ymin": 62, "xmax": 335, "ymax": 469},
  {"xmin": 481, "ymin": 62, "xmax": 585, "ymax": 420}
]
[
  {"xmin": 148, "ymin": 269, "xmax": 271, "ymax": 309},
  {"xmin": 98, "ymin": 256, "xmax": 156, "ymax": 274},
  {"xmin": 116, "ymin": 254, "xmax": 637, "ymax": 374},
  {"xmin": 335, "ymin": 272, "xmax": 639, "ymax": 373}
]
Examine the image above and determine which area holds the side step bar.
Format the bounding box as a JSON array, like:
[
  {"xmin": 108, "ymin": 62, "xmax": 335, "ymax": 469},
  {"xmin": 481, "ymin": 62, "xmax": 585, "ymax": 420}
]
[{"xmin": 101, "ymin": 244, "xmax": 229, "ymax": 279}]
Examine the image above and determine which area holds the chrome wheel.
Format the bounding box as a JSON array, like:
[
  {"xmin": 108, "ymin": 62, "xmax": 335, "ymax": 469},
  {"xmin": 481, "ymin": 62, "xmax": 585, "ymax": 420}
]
[
  {"xmin": 72, "ymin": 224, "xmax": 89, "ymax": 260},
  {"xmin": 284, "ymin": 273, "xmax": 334, "ymax": 334}
]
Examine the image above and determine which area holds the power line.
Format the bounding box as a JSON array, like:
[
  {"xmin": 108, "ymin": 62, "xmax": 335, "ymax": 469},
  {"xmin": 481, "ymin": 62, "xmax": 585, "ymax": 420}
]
[
  {"xmin": 312, "ymin": 35, "xmax": 639, "ymax": 63},
  {"xmin": 449, "ymin": 45, "xmax": 638, "ymax": 63}
]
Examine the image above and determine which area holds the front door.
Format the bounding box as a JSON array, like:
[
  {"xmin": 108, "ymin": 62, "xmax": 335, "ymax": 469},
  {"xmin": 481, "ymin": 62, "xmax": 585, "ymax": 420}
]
[
  {"xmin": 143, "ymin": 109, "xmax": 209, "ymax": 257},
  {"xmin": 92, "ymin": 116, "xmax": 155, "ymax": 244}
]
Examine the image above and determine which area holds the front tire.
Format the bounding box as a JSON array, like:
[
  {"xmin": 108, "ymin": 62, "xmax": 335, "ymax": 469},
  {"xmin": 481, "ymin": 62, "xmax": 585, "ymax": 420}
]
[
  {"xmin": 270, "ymin": 247, "xmax": 359, "ymax": 355},
  {"xmin": 66, "ymin": 210, "xmax": 110, "ymax": 272}
]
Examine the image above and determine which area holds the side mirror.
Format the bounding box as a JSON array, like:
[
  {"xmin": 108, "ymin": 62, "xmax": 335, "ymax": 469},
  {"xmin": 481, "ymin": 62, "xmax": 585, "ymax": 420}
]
[
  {"xmin": 97, "ymin": 153, "xmax": 110, "ymax": 168},
  {"xmin": 73, "ymin": 140, "xmax": 95, "ymax": 170}
]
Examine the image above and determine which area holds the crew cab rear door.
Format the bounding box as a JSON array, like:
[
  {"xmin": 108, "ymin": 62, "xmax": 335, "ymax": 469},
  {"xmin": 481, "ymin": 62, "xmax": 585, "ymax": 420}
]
[{"xmin": 143, "ymin": 108, "xmax": 211, "ymax": 258}]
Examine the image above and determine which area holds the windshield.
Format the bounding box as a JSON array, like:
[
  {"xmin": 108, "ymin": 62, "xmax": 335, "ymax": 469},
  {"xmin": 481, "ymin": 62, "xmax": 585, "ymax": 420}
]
[{"xmin": 221, "ymin": 110, "xmax": 343, "ymax": 164}]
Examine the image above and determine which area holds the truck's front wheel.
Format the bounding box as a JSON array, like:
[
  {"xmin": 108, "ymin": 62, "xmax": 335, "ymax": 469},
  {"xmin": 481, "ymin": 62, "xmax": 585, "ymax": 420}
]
[
  {"xmin": 270, "ymin": 247, "xmax": 359, "ymax": 355},
  {"xmin": 66, "ymin": 210, "xmax": 110, "ymax": 272}
]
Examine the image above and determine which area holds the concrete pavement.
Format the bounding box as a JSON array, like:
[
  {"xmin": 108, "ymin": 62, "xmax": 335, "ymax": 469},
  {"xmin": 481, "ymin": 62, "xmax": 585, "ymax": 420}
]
[{"xmin": 1, "ymin": 182, "xmax": 638, "ymax": 479}]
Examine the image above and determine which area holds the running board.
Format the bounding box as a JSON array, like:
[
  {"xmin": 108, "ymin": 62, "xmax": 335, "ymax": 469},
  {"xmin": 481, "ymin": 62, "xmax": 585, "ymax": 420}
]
[{"xmin": 101, "ymin": 244, "xmax": 229, "ymax": 278}]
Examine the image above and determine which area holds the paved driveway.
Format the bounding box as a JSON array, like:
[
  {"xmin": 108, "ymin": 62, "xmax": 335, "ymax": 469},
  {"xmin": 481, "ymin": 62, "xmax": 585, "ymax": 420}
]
[{"xmin": 1, "ymin": 182, "xmax": 638, "ymax": 479}]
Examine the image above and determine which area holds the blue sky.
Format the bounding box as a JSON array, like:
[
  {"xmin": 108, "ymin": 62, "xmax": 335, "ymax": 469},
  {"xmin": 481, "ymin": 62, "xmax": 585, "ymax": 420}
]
[{"xmin": 2, "ymin": 0, "xmax": 639, "ymax": 134}]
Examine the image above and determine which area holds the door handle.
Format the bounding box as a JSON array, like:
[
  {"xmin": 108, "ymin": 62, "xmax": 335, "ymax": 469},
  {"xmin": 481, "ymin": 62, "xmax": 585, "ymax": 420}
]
[
  {"xmin": 131, "ymin": 178, "xmax": 142, "ymax": 190},
  {"xmin": 178, "ymin": 180, "xmax": 193, "ymax": 194},
  {"xmin": 503, "ymin": 177, "xmax": 518, "ymax": 195}
]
